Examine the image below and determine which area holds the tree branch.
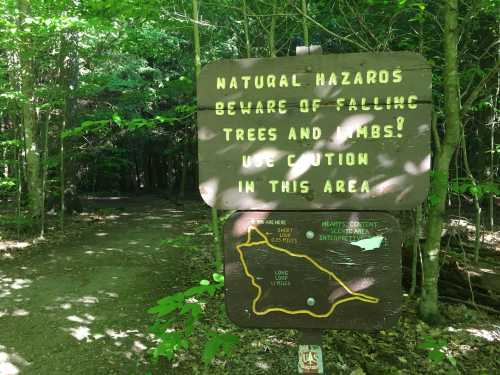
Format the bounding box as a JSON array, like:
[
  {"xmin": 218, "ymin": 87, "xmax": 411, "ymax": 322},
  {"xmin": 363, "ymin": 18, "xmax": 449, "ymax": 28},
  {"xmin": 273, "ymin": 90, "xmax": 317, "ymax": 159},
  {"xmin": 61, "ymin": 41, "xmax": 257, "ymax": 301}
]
[
  {"xmin": 293, "ymin": 5, "xmax": 371, "ymax": 52},
  {"xmin": 461, "ymin": 60, "xmax": 500, "ymax": 117}
]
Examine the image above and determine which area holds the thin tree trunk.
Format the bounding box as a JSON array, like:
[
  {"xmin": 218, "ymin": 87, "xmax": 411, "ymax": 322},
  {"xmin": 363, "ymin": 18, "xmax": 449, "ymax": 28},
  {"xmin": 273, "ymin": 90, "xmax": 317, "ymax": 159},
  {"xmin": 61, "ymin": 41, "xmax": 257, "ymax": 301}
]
[
  {"xmin": 17, "ymin": 0, "xmax": 42, "ymax": 224},
  {"xmin": 460, "ymin": 126, "xmax": 481, "ymax": 262},
  {"xmin": 40, "ymin": 112, "xmax": 50, "ymax": 238},
  {"xmin": 410, "ymin": 204, "xmax": 422, "ymax": 296},
  {"xmin": 269, "ymin": 0, "xmax": 277, "ymax": 57},
  {"xmin": 301, "ymin": 0, "xmax": 309, "ymax": 46},
  {"xmin": 59, "ymin": 30, "xmax": 79, "ymax": 230},
  {"xmin": 60, "ymin": 118, "xmax": 65, "ymax": 231},
  {"xmin": 419, "ymin": 0, "xmax": 461, "ymax": 324},
  {"xmin": 243, "ymin": 0, "xmax": 251, "ymax": 58},
  {"xmin": 179, "ymin": 123, "xmax": 188, "ymax": 199},
  {"xmin": 192, "ymin": 0, "xmax": 222, "ymax": 271},
  {"xmin": 490, "ymin": 58, "xmax": 498, "ymax": 230},
  {"xmin": 1, "ymin": 121, "xmax": 8, "ymax": 178},
  {"xmin": 16, "ymin": 118, "xmax": 22, "ymax": 239}
]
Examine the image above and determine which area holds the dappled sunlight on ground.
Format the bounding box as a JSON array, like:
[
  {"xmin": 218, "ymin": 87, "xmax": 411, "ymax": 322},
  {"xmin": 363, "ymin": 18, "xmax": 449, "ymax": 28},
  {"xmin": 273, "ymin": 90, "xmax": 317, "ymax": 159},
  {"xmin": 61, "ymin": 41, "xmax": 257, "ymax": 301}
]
[
  {"xmin": 0, "ymin": 196, "xmax": 212, "ymax": 373},
  {"xmin": 0, "ymin": 345, "xmax": 29, "ymax": 375},
  {"xmin": 0, "ymin": 242, "xmax": 30, "ymax": 253},
  {"xmin": 465, "ymin": 327, "xmax": 500, "ymax": 342},
  {"xmin": 446, "ymin": 216, "xmax": 500, "ymax": 250}
]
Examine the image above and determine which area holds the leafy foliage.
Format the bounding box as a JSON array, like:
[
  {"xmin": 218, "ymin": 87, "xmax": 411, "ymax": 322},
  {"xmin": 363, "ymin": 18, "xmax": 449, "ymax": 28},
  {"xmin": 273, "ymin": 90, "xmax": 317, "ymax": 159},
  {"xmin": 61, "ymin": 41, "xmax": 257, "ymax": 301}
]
[
  {"xmin": 148, "ymin": 272, "xmax": 239, "ymax": 367},
  {"xmin": 449, "ymin": 178, "xmax": 499, "ymax": 200}
]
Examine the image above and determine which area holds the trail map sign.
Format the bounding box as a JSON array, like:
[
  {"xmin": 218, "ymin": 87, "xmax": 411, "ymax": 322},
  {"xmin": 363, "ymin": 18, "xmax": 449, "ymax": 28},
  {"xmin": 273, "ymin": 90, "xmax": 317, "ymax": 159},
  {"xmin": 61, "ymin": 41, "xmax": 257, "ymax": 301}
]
[
  {"xmin": 224, "ymin": 211, "xmax": 402, "ymax": 329},
  {"xmin": 197, "ymin": 52, "xmax": 431, "ymax": 210}
]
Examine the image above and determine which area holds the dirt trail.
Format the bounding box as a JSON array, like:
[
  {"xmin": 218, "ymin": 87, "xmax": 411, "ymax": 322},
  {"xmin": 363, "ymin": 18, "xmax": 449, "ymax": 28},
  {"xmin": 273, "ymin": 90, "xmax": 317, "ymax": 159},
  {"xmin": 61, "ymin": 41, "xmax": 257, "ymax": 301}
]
[{"xmin": 0, "ymin": 196, "xmax": 208, "ymax": 375}]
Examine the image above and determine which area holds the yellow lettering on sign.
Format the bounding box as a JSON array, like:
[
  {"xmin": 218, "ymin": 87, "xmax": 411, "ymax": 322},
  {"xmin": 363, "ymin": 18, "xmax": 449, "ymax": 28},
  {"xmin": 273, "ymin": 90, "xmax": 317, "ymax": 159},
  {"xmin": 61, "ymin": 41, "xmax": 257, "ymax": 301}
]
[
  {"xmin": 268, "ymin": 180, "xmax": 311, "ymax": 193},
  {"xmin": 348, "ymin": 180, "xmax": 357, "ymax": 192},
  {"xmin": 279, "ymin": 75, "xmax": 288, "ymax": 87},
  {"xmin": 242, "ymin": 155, "xmax": 274, "ymax": 168},
  {"xmin": 223, "ymin": 128, "xmax": 232, "ymax": 141},
  {"xmin": 235, "ymin": 128, "xmax": 245, "ymax": 141},
  {"xmin": 227, "ymin": 101, "xmax": 236, "ymax": 116},
  {"xmin": 240, "ymin": 101, "xmax": 251, "ymax": 115},
  {"xmin": 408, "ymin": 95, "xmax": 418, "ymax": 109},
  {"xmin": 279, "ymin": 100, "xmax": 287, "ymax": 114},
  {"xmin": 255, "ymin": 75, "xmax": 264, "ymax": 89},
  {"xmin": 323, "ymin": 180, "xmax": 332, "ymax": 193},
  {"xmin": 366, "ymin": 70, "xmax": 377, "ymax": 84},
  {"xmin": 255, "ymin": 101, "xmax": 264, "ymax": 114},
  {"xmin": 336, "ymin": 180, "xmax": 345, "ymax": 192},
  {"xmin": 269, "ymin": 128, "xmax": 277, "ymax": 141},
  {"xmin": 379, "ymin": 69, "xmax": 389, "ymax": 83},
  {"xmin": 241, "ymin": 75, "xmax": 251, "ymax": 89},
  {"xmin": 238, "ymin": 180, "xmax": 255, "ymax": 193},
  {"xmin": 328, "ymin": 73, "xmax": 337, "ymax": 85},
  {"xmin": 229, "ymin": 77, "xmax": 238, "ymax": 89},
  {"xmin": 393, "ymin": 96, "xmax": 405, "ymax": 109},
  {"xmin": 216, "ymin": 101, "xmax": 225, "ymax": 115},
  {"xmin": 216, "ymin": 77, "xmax": 225, "ymax": 90},
  {"xmin": 349, "ymin": 98, "xmax": 357, "ymax": 111},
  {"xmin": 267, "ymin": 74, "xmax": 276, "ymax": 88},
  {"xmin": 392, "ymin": 69, "xmax": 402, "ymax": 83},
  {"xmin": 300, "ymin": 99, "xmax": 309, "ymax": 113},
  {"xmin": 267, "ymin": 100, "xmax": 276, "ymax": 113},
  {"xmin": 361, "ymin": 97, "xmax": 370, "ymax": 111},
  {"xmin": 341, "ymin": 71, "xmax": 351, "ymax": 85},
  {"xmin": 247, "ymin": 128, "xmax": 255, "ymax": 141},
  {"xmin": 323, "ymin": 179, "xmax": 371, "ymax": 193},
  {"xmin": 353, "ymin": 72, "xmax": 363, "ymax": 85},
  {"xmin": 316, "ymin": 73, "xmax": 325, "ymax": 86},
  {"xmin": 336, "ymin": 98, "xmax": 345, "ymax": 111}
]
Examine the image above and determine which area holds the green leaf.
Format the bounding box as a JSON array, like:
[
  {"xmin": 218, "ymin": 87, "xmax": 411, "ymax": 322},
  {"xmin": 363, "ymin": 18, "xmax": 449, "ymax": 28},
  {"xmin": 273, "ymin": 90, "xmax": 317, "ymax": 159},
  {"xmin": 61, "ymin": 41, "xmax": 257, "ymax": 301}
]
[
  {"xmin": 202, "ymin": 333, "xmax": 240, "ymax": 365},
  {"xmin": 417, "ymin": 341, "xmax": 436, "ymax": 350},
  {"xmin": 447, "ymin": 355, "xmax": 457, "ymax": 367},
  {"xmin": 180, "ymin": 302, "xmax": 202, "ymax": 318},
  {"xmin": 428, "ymin": 350, "xmax": 445, "ymax": 362},
  {"xmin": 212, "ymin": 273, "xmax": 224, "ymax": 283},
  {"xmin": 200, "ymin": 279, "xmax": 210, "ymax": 286},
  {"xmin": 112, "ymin": 113, "xmax": 122, "ymax": 125}
]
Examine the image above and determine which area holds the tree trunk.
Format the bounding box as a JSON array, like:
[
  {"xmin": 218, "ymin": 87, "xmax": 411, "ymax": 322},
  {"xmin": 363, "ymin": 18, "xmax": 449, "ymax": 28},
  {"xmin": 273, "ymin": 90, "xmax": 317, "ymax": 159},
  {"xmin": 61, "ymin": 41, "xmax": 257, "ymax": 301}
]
[
  {"xmin": 419, "ymin": 0, "xmax": 461, "ymax": 324},
  {"xmin": 58, "ymin": 30, "xmax": 78, "ymax": 230},
  {"xmin": 269, "ymin": 0, "xmax": 277, "ymax": 57},
  {"xmin": 192, "ymin": 0, "xmax": 222, "ymax": 271},
  {"xmin": 179, "ymin": 124, "xmax": 188, "ymax": 199},
  {"xmin": 17, "ymin": 0, "xmax": 42, "ymax": 222},
  {"xmin": 410, "ymin": 204, "xmax": 422, "ymax": 296},
  {"xmin": 460, "ymin": 126, "xmax": 482, "ymax": 262},
  {"xmin": 301, "ymin": 0, "xmax": 309, "ymax": 46},
  {"xmin": 40, "ymin": 112, "xmax": 50, "ymax": 238},
  {"xmin": 243, "ymin": 0, "xmax": 251, "ymax": 58}
]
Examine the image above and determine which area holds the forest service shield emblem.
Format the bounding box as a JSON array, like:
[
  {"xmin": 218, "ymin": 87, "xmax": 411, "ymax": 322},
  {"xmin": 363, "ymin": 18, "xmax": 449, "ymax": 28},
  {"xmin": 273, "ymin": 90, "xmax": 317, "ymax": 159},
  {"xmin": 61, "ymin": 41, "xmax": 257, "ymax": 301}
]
[{"xmin": 298, "ymin": 345, "xmax": 323, "ymax": 373}]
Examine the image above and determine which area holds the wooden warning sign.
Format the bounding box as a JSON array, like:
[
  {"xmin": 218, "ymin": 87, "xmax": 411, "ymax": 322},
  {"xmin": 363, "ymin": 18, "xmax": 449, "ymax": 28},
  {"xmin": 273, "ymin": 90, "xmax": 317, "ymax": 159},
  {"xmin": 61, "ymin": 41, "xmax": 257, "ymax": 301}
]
[
  {"xmin": 223, "ymin": 211, "xmax": 402, "ymax": 329},
  {"xmin": 197, "ymin": 52, "xmax": 431, "ymax": 210}
]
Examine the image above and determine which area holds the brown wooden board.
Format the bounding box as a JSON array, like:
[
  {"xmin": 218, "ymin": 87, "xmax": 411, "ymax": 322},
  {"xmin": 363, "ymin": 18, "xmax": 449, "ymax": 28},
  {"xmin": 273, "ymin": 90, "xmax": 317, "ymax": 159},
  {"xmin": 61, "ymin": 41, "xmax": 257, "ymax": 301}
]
[
  {"xmin": 224, "ymin": 211, "xmax": 402, "ymax": 329},
  {"xmin": 197, "ymin": 52, "xmax": 431, "ymax": 210}
]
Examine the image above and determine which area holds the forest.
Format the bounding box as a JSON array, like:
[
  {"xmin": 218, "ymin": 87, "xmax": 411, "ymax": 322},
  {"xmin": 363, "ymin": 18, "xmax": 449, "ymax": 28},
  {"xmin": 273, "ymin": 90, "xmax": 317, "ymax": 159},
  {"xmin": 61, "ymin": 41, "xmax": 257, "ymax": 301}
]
[{"xmin": 0, "ymin": 0, "xmax": 499, "ymax": 374}]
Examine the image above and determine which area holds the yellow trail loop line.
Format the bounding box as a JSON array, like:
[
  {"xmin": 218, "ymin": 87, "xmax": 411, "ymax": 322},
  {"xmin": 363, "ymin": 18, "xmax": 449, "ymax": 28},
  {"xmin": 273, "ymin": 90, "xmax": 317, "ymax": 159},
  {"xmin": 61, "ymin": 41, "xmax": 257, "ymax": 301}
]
[{"xmin": 236, "ymin": 225, "xmax": 380, "ymax": 318}]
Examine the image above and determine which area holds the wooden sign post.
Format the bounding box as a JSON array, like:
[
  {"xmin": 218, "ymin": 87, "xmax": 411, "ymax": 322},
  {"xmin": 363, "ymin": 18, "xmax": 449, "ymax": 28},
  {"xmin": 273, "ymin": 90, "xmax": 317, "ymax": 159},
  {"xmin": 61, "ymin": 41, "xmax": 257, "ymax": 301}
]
[{"xmin": 197, "ymin": 51, "xmax": 430, "ymax": 373}]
